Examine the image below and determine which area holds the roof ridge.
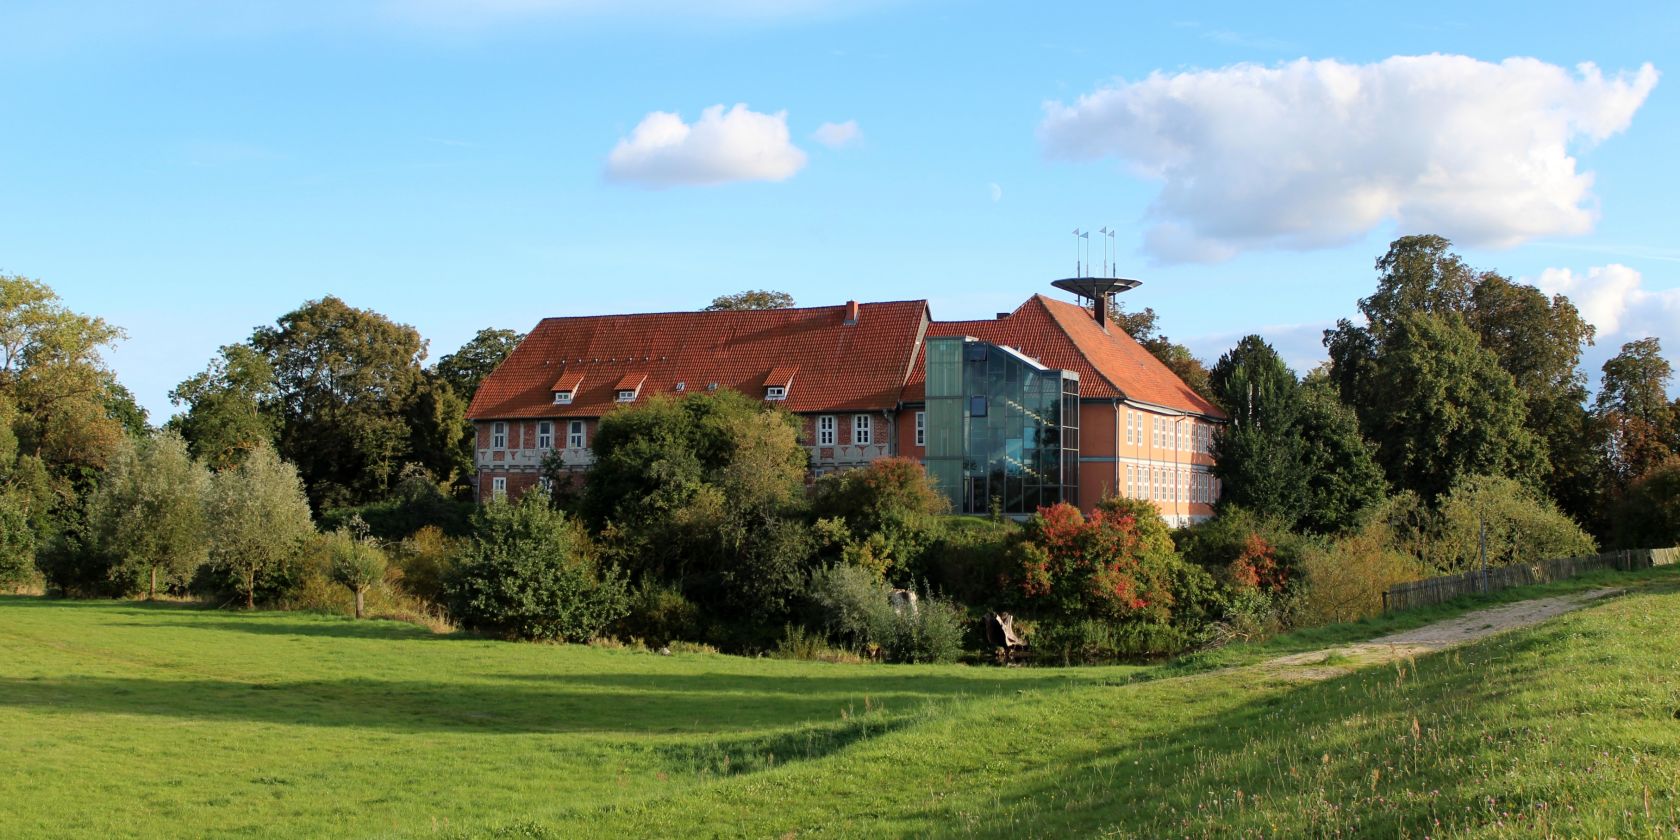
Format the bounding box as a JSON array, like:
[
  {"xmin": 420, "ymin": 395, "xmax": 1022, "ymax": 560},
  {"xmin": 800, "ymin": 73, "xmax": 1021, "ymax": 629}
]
[
  {"xmin": 1028, "ymin": 294, "xmax": 1127, "ymax": 396},
  {"xmin": 532, "ymin": 298, "xmax": 930, "ymax": 324}
]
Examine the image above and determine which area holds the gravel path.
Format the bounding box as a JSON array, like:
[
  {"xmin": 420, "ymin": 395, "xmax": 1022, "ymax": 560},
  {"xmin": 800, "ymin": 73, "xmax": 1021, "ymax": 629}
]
[{"xmin": 1257, "ymin": 587, "xmax": 1624, "ymax": 682}]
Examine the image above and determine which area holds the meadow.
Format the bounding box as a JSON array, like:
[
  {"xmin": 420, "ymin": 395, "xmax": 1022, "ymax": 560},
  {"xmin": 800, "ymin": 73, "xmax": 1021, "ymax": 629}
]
[{"xmin": 2, "ymin": 567, "xmax": 1678, "ymax": 838}]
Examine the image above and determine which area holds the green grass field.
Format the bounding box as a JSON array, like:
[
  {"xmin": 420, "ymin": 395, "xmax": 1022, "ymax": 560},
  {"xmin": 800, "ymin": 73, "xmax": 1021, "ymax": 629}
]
[{"xmin": 3, "ymin": 568, "xmax": 1679, "ymax": 838}]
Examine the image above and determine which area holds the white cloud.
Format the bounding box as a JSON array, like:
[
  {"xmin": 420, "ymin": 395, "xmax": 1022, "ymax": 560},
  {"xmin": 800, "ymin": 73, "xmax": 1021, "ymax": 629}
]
[
  {"xmin": 1040, "ymin": 55, "xmax": 1659, "ymax": 263},
  {"xmin": 811, "ymin": 120, "xmax": 860, "ymax": 148},
  {"xmin": 988, "ymin": 182, "xmax": 1003, "ymax": 203},
  {"xmin": 605, "ymin": 104, "xmax": 807, "ymax": 187},
  {"xmin": 1536, "ymin": 264, "xmax": 1680, "ymax": 341}
]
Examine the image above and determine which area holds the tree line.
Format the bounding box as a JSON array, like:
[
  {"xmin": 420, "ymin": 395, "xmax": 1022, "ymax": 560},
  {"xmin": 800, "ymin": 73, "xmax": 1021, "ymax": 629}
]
[{"xmin": 3, "ymin": 237, "xmax": 1677, "ymax": 664}]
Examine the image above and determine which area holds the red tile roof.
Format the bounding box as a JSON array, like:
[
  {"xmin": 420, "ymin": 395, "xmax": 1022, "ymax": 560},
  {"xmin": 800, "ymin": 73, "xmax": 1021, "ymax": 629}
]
[
  {"xmin": 764, "ymin": 365, "xmax": 799, "ymax": 388},
  {"xmin": 468, "ymin": 301, "xmax": 930, "ymax": 420},
  {"xmin": 551, "ymin": 370, "xmax": 584, "ymax": 393},
  {"xmin": 908, "ymin": 294, "xmax": 1224, "ymax": 418},
  {"xmin": 614, "ymin": 372, "xmax": 647, "ymax": 392}
]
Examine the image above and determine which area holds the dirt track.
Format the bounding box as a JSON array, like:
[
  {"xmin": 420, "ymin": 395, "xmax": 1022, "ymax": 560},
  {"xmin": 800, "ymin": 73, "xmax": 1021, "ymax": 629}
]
[{"xmin": 1257, "ymin": 587, "xmax": 1624, "ymax": 682}]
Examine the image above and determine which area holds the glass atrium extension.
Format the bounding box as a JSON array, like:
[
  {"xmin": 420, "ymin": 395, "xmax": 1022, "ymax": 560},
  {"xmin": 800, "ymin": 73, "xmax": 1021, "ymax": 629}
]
[{"xmin": 923, "ymin": 336, "xmax": 1079, "ymax": 516}]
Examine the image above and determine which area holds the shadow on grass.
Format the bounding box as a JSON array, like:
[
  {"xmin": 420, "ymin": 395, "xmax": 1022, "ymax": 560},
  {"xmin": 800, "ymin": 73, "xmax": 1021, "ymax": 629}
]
[{"xmin": 0, "ymin": 664, "xmax": 1070, "ymax": 738}]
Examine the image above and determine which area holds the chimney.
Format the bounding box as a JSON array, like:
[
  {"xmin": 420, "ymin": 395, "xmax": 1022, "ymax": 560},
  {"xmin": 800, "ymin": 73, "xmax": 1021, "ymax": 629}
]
[
  {"xmin": 843, "ymin": 300, "xmax": 859, "ymax": 325},
  {"xmin": 1094, "ymin": 292, "xmax": 1109, "ymax": 330}
]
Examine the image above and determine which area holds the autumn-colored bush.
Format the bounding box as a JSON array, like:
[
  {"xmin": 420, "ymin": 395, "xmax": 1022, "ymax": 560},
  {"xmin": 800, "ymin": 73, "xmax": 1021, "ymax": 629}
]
[{"xmin": 1011, "ymin": 501, "xmax": 1179, "ymax": 623}]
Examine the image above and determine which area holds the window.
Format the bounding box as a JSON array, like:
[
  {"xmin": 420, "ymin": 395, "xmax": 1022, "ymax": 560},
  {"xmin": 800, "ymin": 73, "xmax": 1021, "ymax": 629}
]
[
  {"xmin": 491, "ymin": 476, "xmax": 507, "ymax": 501},
  {"xmin": 537, "ymin": 421, "xmax": 553, "ymax": 449},
  {"xmin": 616, "ymin": 389, "xmax": 636, "ymax": 402},
  {"xmin": 853, "ymin": 415, "xmax": 872, "ymax": 446},
  {"xmin": 675, "ymin": 381, "xmax": 686, "ymax": 392},
  {"xmin": 915, "ymin": 411, "xmax": 926, "ymax": 447},
  {"xmin": 818, "ymin": 415, "xmax": 835, "ymax": 446},
  {"xmin": 1152, "ymin": 418, "xmax": 1162, "ymax": 448},
  {"xmin": 553, "ymin": 391, "xmax": 572, "ymax": 405},
  {"xmin": 568, "ymin": 420, "xmax": 586, "ymax": 449},
  {"xmin": 1126, "ymin": 464, "xmax": 1135, "ymax": 497},
  {"xmin": 969, "ymin": 395, "xmax": 988, "ymax": 417},
  {"xmin": 491, "ymin": 422, "xmax": 506, "ymax": 449},
  {"xmin": 1125, "ymin": 411, "xmax": 1134, "ymax": 445},
  {"xmin": 765, "ymin": 385, "xmax": 787, "ymax": 401}
]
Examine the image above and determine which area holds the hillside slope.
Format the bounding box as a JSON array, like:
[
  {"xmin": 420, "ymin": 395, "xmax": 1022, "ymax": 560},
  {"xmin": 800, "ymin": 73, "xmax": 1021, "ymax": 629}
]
[{"xmin": 1, "ymin": 577, "xmax": 1677, "ymax": 838}]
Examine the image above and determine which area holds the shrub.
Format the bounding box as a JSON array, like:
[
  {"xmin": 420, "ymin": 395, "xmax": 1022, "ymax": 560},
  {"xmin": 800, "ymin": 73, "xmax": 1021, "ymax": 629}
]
[
  {"xmin": 205, "ymin": 442, "xmax": 316, "ymax": 609},
  {"xmin": 447, "ymin": 490, "xmax": 629, "ymax": 642},
  {"xmin": 1029, "ymin": 618, "xmax": 1190, "ymax": 665},
  {"xmin": 770, "ymin": 624, "xmax": 867, "ymax": 664},
  {"xmin": 1612, "ymin": 458, "xmax": 1680, "ymax": 549},
  {"xmin": 321, "ymin": 466, "xmax": 475, "ymax": 540},
  {"xmin": 1433, "ymin": 474, "xmax": 1596, "ymax": 572},
  {"xmin": 327, "ymin": 524, "xmax": 388, "ymax": 619},
  {"xmin": 1176, "ymin": 505, "xmax": 1304, "ymax": 594},
  {"xmin": 615, "ymin": 583, "xmax": 702, "ymax": 646},
  {"xmin": 807, "ymin": 564, "xmax": 965, "ymax": 664},
  {"xmin": 1010, "ymin": 502, "xmax": 1180, "ymax": 623},
  {"xmin": 1297, "ymin": 525, "xmax": 1424, "ymax": 625},
  {"xmin": 810, "ymin": 457, "xmax": 951, "ymax": 584},
  {"xmin": 84, "ymin": 431, "xmax": 210, "ymax": 599},
  {"xmin": 0, "ymin": 492, "xmax": 35, "ymax": 591},
  {"xmin": 917, "ymin": 516, "xmax": 1019, "ymax": 605},
  {"xmin": 390, "ymin": 525, "xmax": 455, "ymax": 604}
]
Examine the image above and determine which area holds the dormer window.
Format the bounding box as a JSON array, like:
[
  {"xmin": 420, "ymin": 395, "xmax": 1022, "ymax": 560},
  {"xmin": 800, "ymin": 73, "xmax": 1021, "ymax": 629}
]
[
  {"xmin": 550, "ymin": 370, "xmax": 584, "ymax": 405},
  {"xmin": 613, "ymin": 372, "xmax": 646, "ymax": 403},
  {"xmin": 763, "ymin": 365, "xmax": 797, "ymax": 403},
  {"xmin": 675, "ymin": 381, "xmax": 686, "ymax": 392}
]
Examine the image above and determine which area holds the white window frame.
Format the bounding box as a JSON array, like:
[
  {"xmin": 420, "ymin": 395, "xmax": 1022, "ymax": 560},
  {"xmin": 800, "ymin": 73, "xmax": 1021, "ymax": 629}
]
[
  {"xmin": 567, "ymin": 420, "xmax": 586, "ymax": 449},
  {"xmin": 817, "ymin": 415, "xmax": 836, "ymax": 446},
  {"xmin": 553, "ymin": 391, "xmax": 572, "ymax": 405},
  {"xmin": 616, "ymin": 389, "xmax": 637, "ymax": 402},
  {"xmin": 914, "ymin": 411, "xmax": 926, "ymax": 447},
  {"xmin": 537, "ymin": 421, "xmax": 553, "ymax": 449},
  {"xmin": 852, "ymin": 415, "xmax": 872, "ymax": 446},
  {"xmin": 766, "ymin": 385, "xmax": 787, "ymax": 401},
  {"xmin": 491, "ymin": 475, "xmax": 507, "ymax": 501},
  {"xmin": 491, "ymin": 421, "xmax": 507, "ymax": 449}
]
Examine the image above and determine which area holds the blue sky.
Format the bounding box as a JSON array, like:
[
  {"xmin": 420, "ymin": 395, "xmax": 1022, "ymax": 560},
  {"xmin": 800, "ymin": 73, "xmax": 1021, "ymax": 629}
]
[{"xmin": 2, "ymin": 0, "xmax": 1677, "ymax": 421}]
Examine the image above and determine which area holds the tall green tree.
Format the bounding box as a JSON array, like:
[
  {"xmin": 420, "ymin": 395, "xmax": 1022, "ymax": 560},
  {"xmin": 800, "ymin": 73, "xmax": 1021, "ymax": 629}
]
[
  {"xmin": 1327, "ymin": 236, "xmax": 1577, "ymax": 502},
  {"xmin": 433, "ymin": 328, "xmax": 521, "ymax": 492},
  {"xmin": 248, "ymin": 297, "xmax": 434, "ymax": 509},
  {"xmin": 435, "ymin": 327, "xmax": 523, "ymax": 400},
  {"xmin": 168, "ymin": 344, "xmax": 278, "ymax": 471},
  {"xmin": 1596, "ymin": 337, "xmax": 1676, "ymax": 486},
  {"xmin": 703, "ymin": 290, "xmax": 795, "ymax": 311},
  {"xmin": 205, "ymin": 441, "xmax": 315, "ymax": 608},
  {"xmin": 1343, "ymin": 312, "xmax": 1543, "ymax": 501},
  {"xmin": 1295, "ymin": 374, "xmax": 1388, "ymax": 534},
  {"xmin": 85, "ymin": 431, "xmax": 210, "ymax": 598},
  {"xmin": 1209, "ymin": 335, "xmax": 1307, "ymax": 525},
  {"xmin": 0, "ymin": 274, "xmax": 129, "ymax": 477}
]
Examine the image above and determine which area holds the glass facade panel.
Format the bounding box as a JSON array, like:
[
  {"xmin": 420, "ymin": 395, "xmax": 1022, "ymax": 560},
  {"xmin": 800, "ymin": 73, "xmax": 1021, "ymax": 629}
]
[{"xmin": 924, "ymin": 336, "xmax": 1079, "ymax": 515}]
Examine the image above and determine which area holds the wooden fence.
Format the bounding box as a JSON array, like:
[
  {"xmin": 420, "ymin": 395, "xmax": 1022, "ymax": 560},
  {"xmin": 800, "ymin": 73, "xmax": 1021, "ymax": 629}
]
[{"xmin": 1382, "ymin": 547, "xmax": 1678, "ymax": 613}]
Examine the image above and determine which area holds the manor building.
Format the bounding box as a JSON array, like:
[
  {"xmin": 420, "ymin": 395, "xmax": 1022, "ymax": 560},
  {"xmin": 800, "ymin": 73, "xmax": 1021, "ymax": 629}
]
[{"xmin": 465, "ymin": 281, "xmax": 1224, "ymax": 524}]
